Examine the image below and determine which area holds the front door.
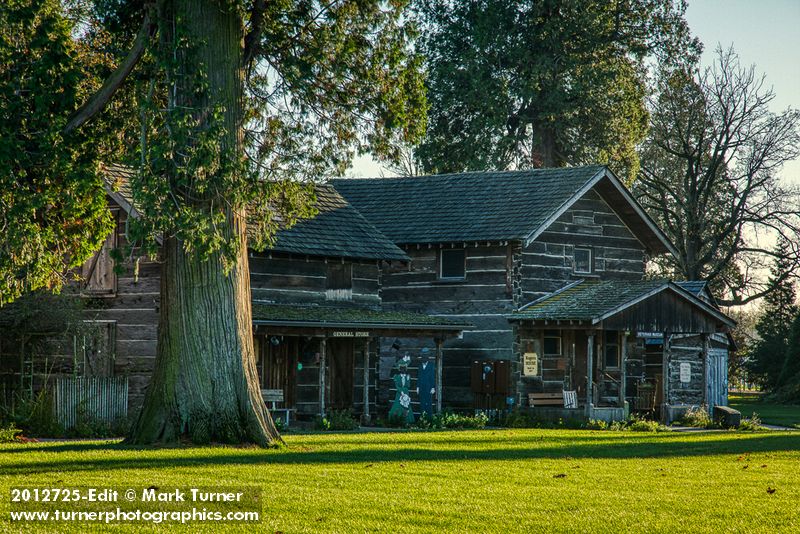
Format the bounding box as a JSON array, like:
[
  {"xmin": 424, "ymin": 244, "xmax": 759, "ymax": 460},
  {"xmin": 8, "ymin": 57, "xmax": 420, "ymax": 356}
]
[
  {"xmin": 258, "ymin": 335, "xmax": 298, "ymax": 408},
  {"xmin": 327, "ymin": 339, "xmax": 354, "ymax": 410}
]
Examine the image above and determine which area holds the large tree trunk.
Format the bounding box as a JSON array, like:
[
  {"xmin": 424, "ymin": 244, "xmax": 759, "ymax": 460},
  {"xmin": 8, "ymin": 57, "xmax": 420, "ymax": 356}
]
[{"xmin": 128, "ymin": 0, "xmax": 280, "ymax": 446}]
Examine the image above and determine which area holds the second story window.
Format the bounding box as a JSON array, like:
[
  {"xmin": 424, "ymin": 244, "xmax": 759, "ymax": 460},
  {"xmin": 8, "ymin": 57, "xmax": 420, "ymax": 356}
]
[
  {"xmin": 573, "ymin": 247, "xmax": 592, "ymax": 275},
  {"xmin": 82, "ymin": 216, "xmax": 118, "ymax": 296},
  {"xmin": 439, "ymin": 248, "xmax": 466, "ymax": 280},
  {"xmin": 326, "ymin": 263, "xmax": 352, "ymax": 301}
]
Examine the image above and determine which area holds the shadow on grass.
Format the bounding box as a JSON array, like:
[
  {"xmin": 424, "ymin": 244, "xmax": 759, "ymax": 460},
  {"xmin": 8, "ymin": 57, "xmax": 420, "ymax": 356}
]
[{"xmin": 1, "ymin": 432, "xmax": 799, "ymax": 476}]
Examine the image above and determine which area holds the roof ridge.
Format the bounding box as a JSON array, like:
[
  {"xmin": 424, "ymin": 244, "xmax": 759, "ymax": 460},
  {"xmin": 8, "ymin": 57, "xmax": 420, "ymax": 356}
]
[{"xmin": 331, "ymin": 164, "xmax": 607, "ymax": 183}]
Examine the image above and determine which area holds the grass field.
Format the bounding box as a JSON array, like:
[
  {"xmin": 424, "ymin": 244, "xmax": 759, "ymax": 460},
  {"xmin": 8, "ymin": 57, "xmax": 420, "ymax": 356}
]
[
  {"xmin": 729, "ymin": 393, "xmax": 800, "ymax": 428},
  {"xmin": 2, "ymin": 429, "xmax": 800, "ymax": 533}
]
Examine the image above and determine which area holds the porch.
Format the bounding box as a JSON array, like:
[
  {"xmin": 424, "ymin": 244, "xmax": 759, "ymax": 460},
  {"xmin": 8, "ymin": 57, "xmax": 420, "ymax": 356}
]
[
  {"xmin": 509, "ymin": 280, "xmax": 735, "ymax": 423},
  {"xmin": 251, "ymin": 304, "xmax": 467, "ymax": 424}
]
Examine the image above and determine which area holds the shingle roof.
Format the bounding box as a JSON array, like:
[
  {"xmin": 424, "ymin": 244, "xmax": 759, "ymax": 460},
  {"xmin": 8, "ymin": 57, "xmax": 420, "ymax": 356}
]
[
  {"xmin": 509, "ymin": 279, "xmax": 734, "ymax": 327},
  {"xmin": 269, "ymin": 185, "xmax": 408, "ymax": 261},
  {"xmin": 332, "ymin": 166, "xmax": 607, "ymax": 244},
  {"xmin": 101, "ymin": 165, "xmax": 407, "ymax": 262},
  {"xmin": 675, "ymin": 281, "xmax": 707, "ymax": 296},
  {"xmin": 252, "ymin": 304, "xmax": 469, "ymax": 330}
]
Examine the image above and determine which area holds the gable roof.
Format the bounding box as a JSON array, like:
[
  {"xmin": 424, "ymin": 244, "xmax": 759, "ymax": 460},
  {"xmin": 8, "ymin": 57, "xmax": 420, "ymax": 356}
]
[
  {"xmin": 510, "ymin": 279, "xmax": 735, "ymax": 330},
  {"xmin": 101, "ymin": 164, "xmax": 408, "ymax": 262},
  {"xmin": 332, "ymin": 166, "xmax": 676, "ymax": 256},
  {"xmin": 268, "ymin": 185, "xmax": 409, "ymax": 261}
]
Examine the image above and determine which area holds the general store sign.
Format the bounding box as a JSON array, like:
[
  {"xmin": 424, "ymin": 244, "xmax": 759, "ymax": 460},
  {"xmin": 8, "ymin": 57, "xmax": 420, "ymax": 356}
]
[{"xmin": 332, "ymin": 331, "xmax": 370, "ymax": 338}]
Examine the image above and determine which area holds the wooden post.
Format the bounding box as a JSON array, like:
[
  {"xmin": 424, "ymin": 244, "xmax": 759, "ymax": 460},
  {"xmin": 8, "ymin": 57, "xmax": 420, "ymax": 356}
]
[
  {"xmin": 319, "ymin": 337, "xmax": 327, "ymax": 416},
  {"xmin": 662, "ymin": 332, "xmax": 670, "ymax": 419},
  {"xmin": 702, "ymin": 333, "xmax": 710, "ymax": 412},
  {"xmin": 435, "ymin": 338, "xmax": 443, "ymax": 414},
  {"xmin": 586, "ymin": 333, "xmax": 594, "ymax": 407},
  {"xmin": 362, "ymin": 339, "xmax": 370, "ymax": 422},
  {"xmin": 620, "ymin": 332, "xmax": 628, "ymax": 408}
]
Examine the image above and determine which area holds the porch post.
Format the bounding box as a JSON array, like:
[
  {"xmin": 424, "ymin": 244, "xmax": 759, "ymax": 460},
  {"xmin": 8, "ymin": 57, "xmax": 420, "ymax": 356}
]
[
  {"xmin": 620, "ymin": 332, "xmax": 628, "ymax": 407},
  {"xmin": 702, "ymin": 333, "xmax": 710, "ymax": 411},
  {"xmin": 586, "ymin": 333, "xmax": 594, "ymax": 407},
  {"xmin": 319, "ymin": 336, "xmax": 327, "ymax": 416},
  {"xmin": 435, "ymin": 338, "xmax": 443, "ymax": 413},
  {"xmin": 362, "ymin": 338, "xmax": 370, "ymax": 423},
  {"xmin": 662, "ymin": 331, "xmax": 670, "ymax": 420}
]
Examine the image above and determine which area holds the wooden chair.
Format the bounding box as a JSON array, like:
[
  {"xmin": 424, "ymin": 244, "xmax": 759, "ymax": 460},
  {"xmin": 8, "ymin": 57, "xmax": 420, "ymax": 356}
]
[
  {"xmin": 634, "ymin": 383, "xmax": 656, "ymax": 414},
  {"xmin": 528, "ymin": 392, "xmax": 564, "ymax": 407},
  {"xmin": 261, "ymin": 388, "xmax": 294, "ymax": 426},
  {"xmin": 563, "ymin": 390, "xmax": 578, "ymax": 409}
]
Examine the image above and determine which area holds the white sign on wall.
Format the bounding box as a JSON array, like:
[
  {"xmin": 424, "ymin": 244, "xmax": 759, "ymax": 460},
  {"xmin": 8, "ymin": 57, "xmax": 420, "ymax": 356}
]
[
  {"xmin": 523, "ymin": 352, "xmax": 539, "ymax": 376},
  {"xmin": 679, "ymin": 362, "xmax": 692, "ymax": 384}
]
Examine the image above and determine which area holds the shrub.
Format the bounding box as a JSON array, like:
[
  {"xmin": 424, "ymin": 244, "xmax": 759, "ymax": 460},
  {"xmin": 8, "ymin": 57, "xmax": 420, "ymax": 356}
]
[
  {"xmin": 738, "ymin": 413, "xmax": 764, "ymax": 432},
  {"xmin": 627, "ymin": 418, "xmax": 664, "ymax": 432},
  {"xmin": 0, "ymin": 423, "xmax": 22, "ymax": 443},
  {"xmin": 585, "ymin": 419, "xmax": 608, "ymax": 430},
  {"xmin": 5, "ymin": 390, "xmax": 64, "ymax": 437},
  {"xmin": 315, "ymin": 410, "xmax": 359, "ymax": 431},
  {"xmin": 314, "ymin": 416, "xmax": 331, "ymax": 431},
  {"xmin": 679, "ymin": 405, "xmax": 715, "ymax": 428},
  {"xmin": 413, "ymin": 411, "xmax": 489, "ymax": 430},
  {"xmin": 498, "ymin": 408, "xmax": 531, "ymax": 428}
]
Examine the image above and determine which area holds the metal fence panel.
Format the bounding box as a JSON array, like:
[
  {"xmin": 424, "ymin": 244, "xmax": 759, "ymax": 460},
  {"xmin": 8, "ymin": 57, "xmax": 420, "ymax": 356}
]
[{"xmin": 53, "ymin": 376, "xmax": 128, "ymax": 429}]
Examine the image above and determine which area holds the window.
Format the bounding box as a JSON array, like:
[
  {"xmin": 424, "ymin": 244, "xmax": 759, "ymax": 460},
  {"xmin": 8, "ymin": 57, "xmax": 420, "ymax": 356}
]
[
  {"xmin": 326, "ymin": 263, "xmax": 352, "ymax": 301},
  {"xmin": 543, "ymin": 330, "xmax": 562, "ymax": 356},
  {"xmin": 76, "ymin": 321, "xmax": 117, "ymax": 377},
  {"xmin": 81, "ymin": 214, "xmax": 118, "ymax": 295},
  {"xmin": 604, "ymin": 330, "xmax": 620, "ymax": 369},
  {"xmin": 573, "ymin": 247, "xmax": 592, "ymax": 274},
  {"xmin": 439, "ymin": 249, "xmax": 466, "ymax": 280}
]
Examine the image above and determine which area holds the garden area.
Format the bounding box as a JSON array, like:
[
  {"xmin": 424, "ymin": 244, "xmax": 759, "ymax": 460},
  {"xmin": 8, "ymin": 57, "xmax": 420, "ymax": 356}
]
[{"xmin": 2, "ymin": 428, "xmax": 799, "ymax": 533}]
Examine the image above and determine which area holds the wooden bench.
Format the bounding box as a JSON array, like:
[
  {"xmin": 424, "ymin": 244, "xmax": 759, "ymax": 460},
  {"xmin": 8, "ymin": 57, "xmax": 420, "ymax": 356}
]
[
  {"xmin": 528, "ymin": 392, "xmax": 564, "ymax": 407},
  {"xmin": 261, "ymin": 388, "xmax": 294, "ymax": 426}
]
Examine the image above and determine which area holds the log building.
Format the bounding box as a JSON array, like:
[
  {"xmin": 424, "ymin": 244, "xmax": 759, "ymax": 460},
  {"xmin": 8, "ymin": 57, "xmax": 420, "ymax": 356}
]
[
  {"xmin": 333, "ymin": 166, "xmax": 735, "ymax": 422},
  {"xmin": 1, "ymin": 164, "xmax": 734, "ymax": 425}
]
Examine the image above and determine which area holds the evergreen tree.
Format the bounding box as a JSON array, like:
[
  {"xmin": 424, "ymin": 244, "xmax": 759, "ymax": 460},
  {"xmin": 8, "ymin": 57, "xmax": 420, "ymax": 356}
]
[
  {"xmin": 413, "ymin": 0, "xmax": 698, "ymax": 181},
  {"xmin": 748, "ymin": 241, "xmax": 798, "ymax": 389},
  {"xmin": 3, "ymin": 0, "xmax": 426, "ymax": 446},
  {"xmin": 777, "ymin": 311, "xmax": 800, "ymax": 400}
]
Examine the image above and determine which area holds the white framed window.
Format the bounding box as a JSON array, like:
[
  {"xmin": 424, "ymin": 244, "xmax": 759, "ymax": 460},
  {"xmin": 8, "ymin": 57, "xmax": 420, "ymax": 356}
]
[
  {"xmin": 543, "ymin": 329, "xmax": 562, "ymax": 357},
  {"xmin": 573, "ymin": 247, "xmax": 592, "ymax": 274},
  {"xmin": 439, "ymin": 248, "xmax": 466, "ymax": 280}
]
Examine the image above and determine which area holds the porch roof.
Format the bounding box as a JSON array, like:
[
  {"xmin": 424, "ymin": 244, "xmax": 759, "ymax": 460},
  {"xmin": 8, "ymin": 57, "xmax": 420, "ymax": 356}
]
[
  {"xmin": 509, "ymin": 279, "xmax": 735, "ymax": 333},
  {"xmin": 252, "ymin": 303, "xmax": 470, "ymax": 333}
]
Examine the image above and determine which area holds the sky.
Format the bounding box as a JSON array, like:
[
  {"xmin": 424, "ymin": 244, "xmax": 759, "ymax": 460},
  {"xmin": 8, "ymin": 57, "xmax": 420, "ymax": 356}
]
[
  {"xmin": 349, "ymin": 0, "xmax": 800, "ymax": 181},
  {"xmin": 685, "ymin": 0, "xmax": 800, "ymax": 185}
]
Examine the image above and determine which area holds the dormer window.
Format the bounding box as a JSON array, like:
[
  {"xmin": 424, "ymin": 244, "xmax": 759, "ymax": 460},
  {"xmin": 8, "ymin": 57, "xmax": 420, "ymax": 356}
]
[
  {"xmin": 326, "ymin": 263, "xmax": 352, "ymax": 301},
  {"xmin": 439, "ymin": 249, "xmax": 466, "ymax": 280},
  {"xmin": 573, "ymin": 247, "xmax": 592, "ymax": 275}
]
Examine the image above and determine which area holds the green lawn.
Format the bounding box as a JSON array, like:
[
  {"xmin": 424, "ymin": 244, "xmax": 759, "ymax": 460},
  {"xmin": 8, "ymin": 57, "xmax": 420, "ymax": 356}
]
[
  {"xmin": 2, "ymin": 429, "xmax": 800, "ymax": 533},
  {"xmin": 729, "ymin": 393, "xmax": 800, "ymax": 428}
]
